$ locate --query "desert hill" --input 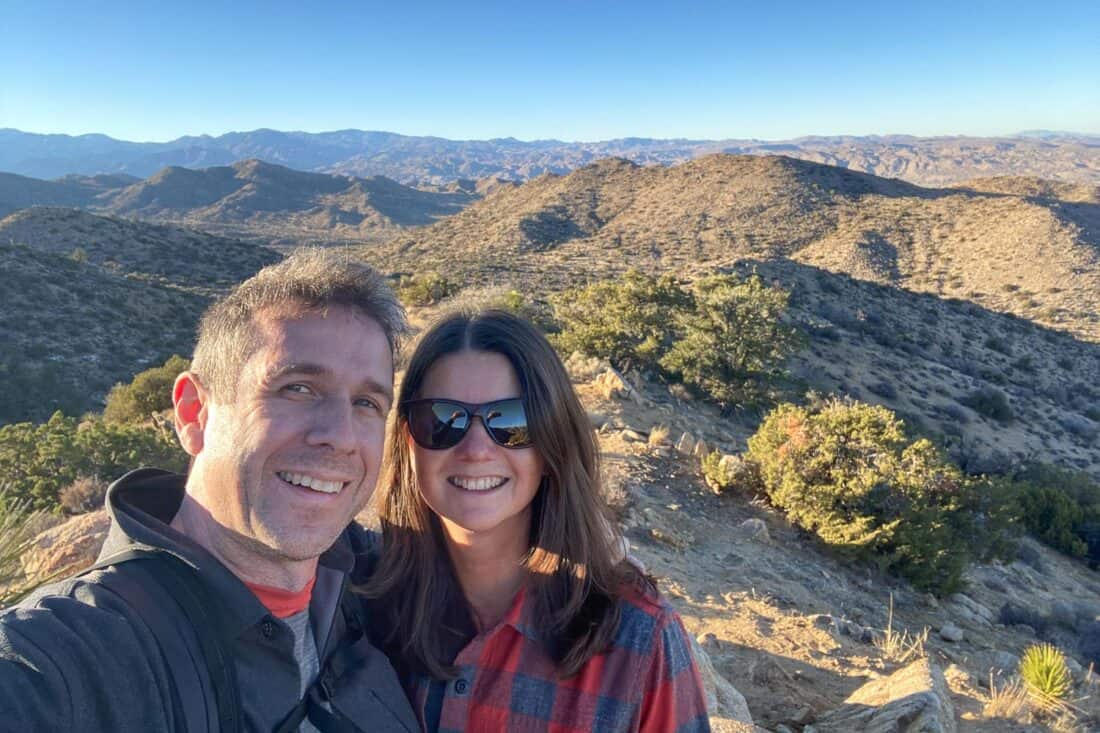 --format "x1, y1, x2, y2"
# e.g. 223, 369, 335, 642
0, 171, 119, 218
953, 176, 1100, 204
3, 127, 1099, 187
0, 161, 477, 243
102, 159, 476, 239
0, 208, 279, 422
373, 154, 1100, 343
0, 207, 279, 293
